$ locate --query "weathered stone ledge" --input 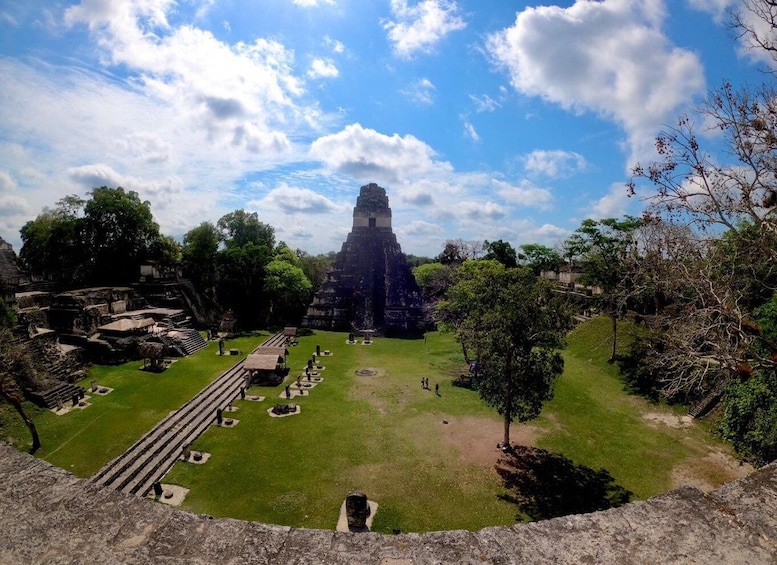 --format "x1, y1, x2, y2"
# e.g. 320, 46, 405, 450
0, 444, 775, 564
